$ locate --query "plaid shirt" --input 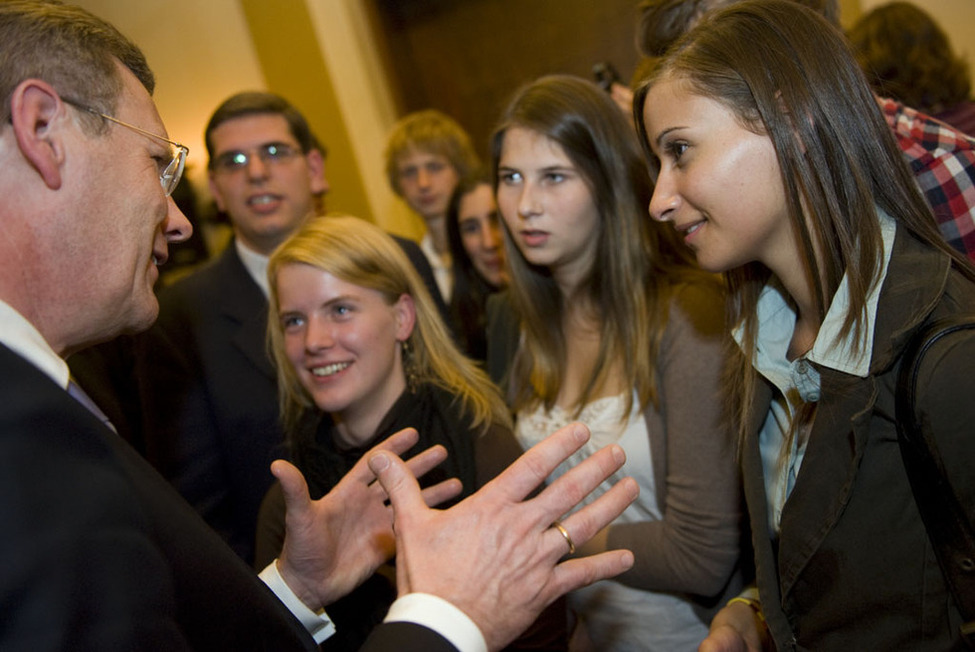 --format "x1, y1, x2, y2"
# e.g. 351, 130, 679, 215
880, 97, 975, 262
